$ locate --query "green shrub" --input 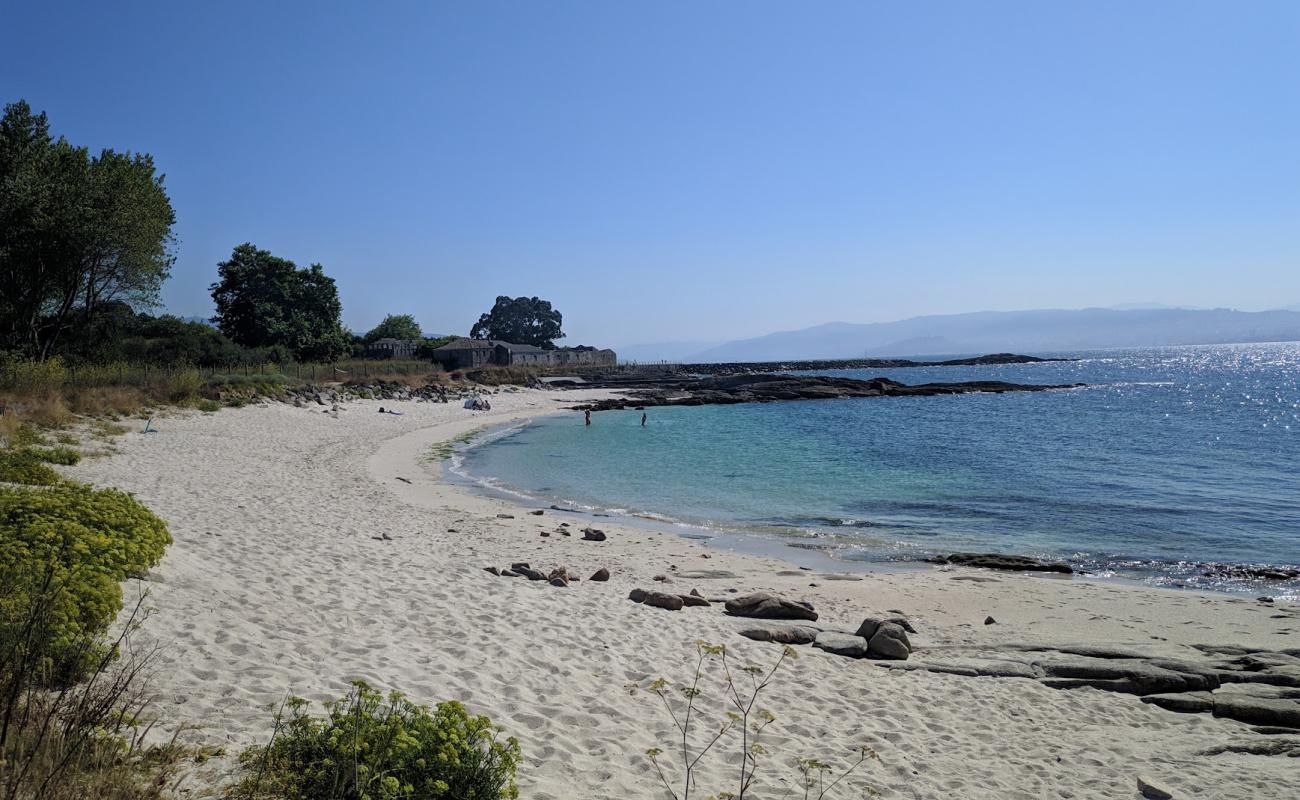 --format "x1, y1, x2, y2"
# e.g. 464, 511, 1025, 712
27, 445, 83, 465
166, 367, 203, 401
0, 355, 69, 392
236, 681, 520, 800
0, 484, 171, 683
0, 449, 63, 485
